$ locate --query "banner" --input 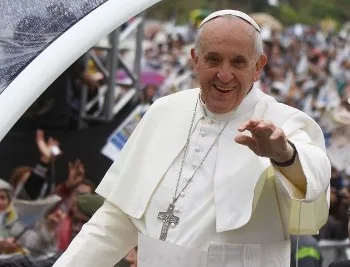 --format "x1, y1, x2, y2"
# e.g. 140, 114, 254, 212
13, 194, 61, 227
101, 104, 150, 161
